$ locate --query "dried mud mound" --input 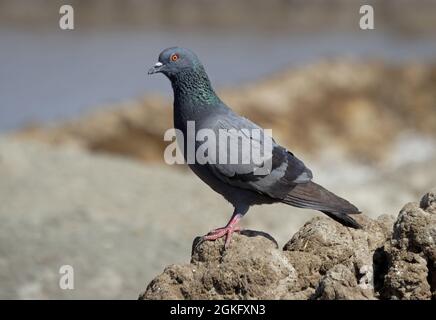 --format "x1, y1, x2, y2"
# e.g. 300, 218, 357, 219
140, 190, 436, 300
